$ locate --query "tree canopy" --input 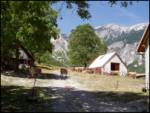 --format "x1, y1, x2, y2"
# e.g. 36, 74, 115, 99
1, 1, 58, 60
1, 1, 135, 67
1, 1, 92, 61
53, 1, 135, 20
68, 24, 107, 67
